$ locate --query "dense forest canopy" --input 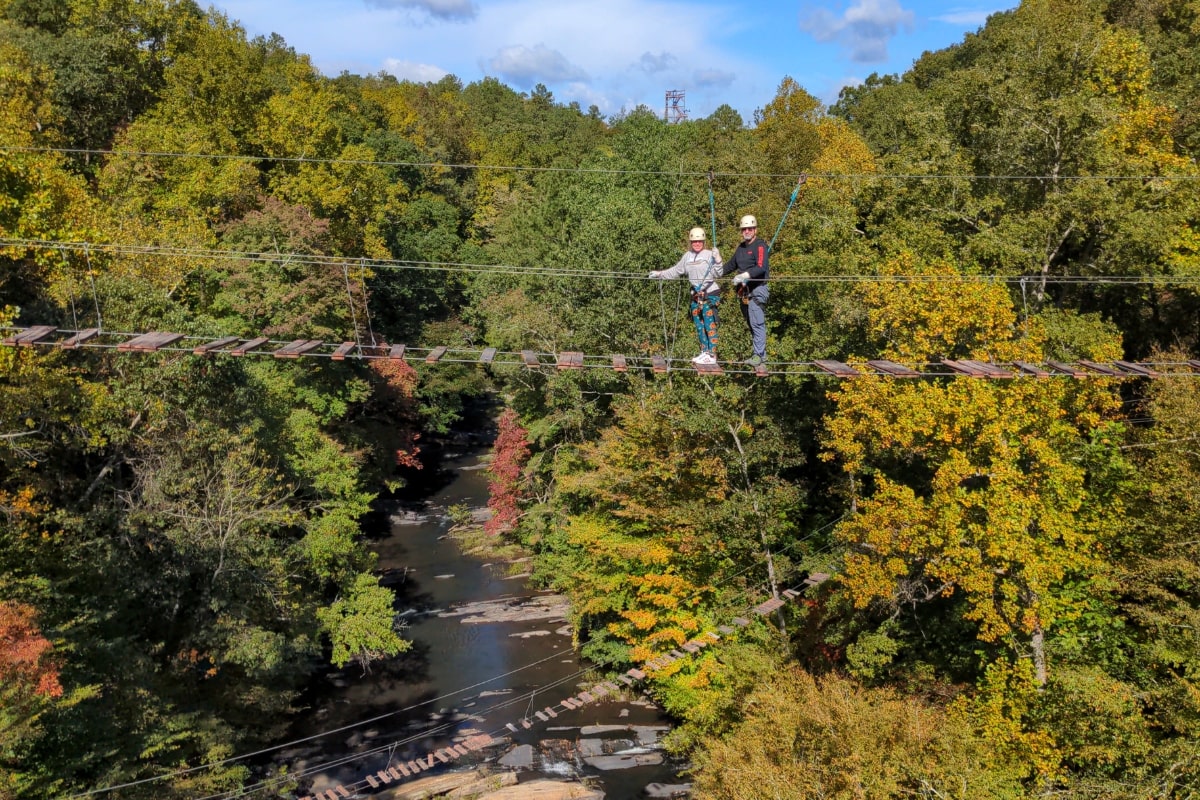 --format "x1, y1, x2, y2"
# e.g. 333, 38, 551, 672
2, 0, 1200, 797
